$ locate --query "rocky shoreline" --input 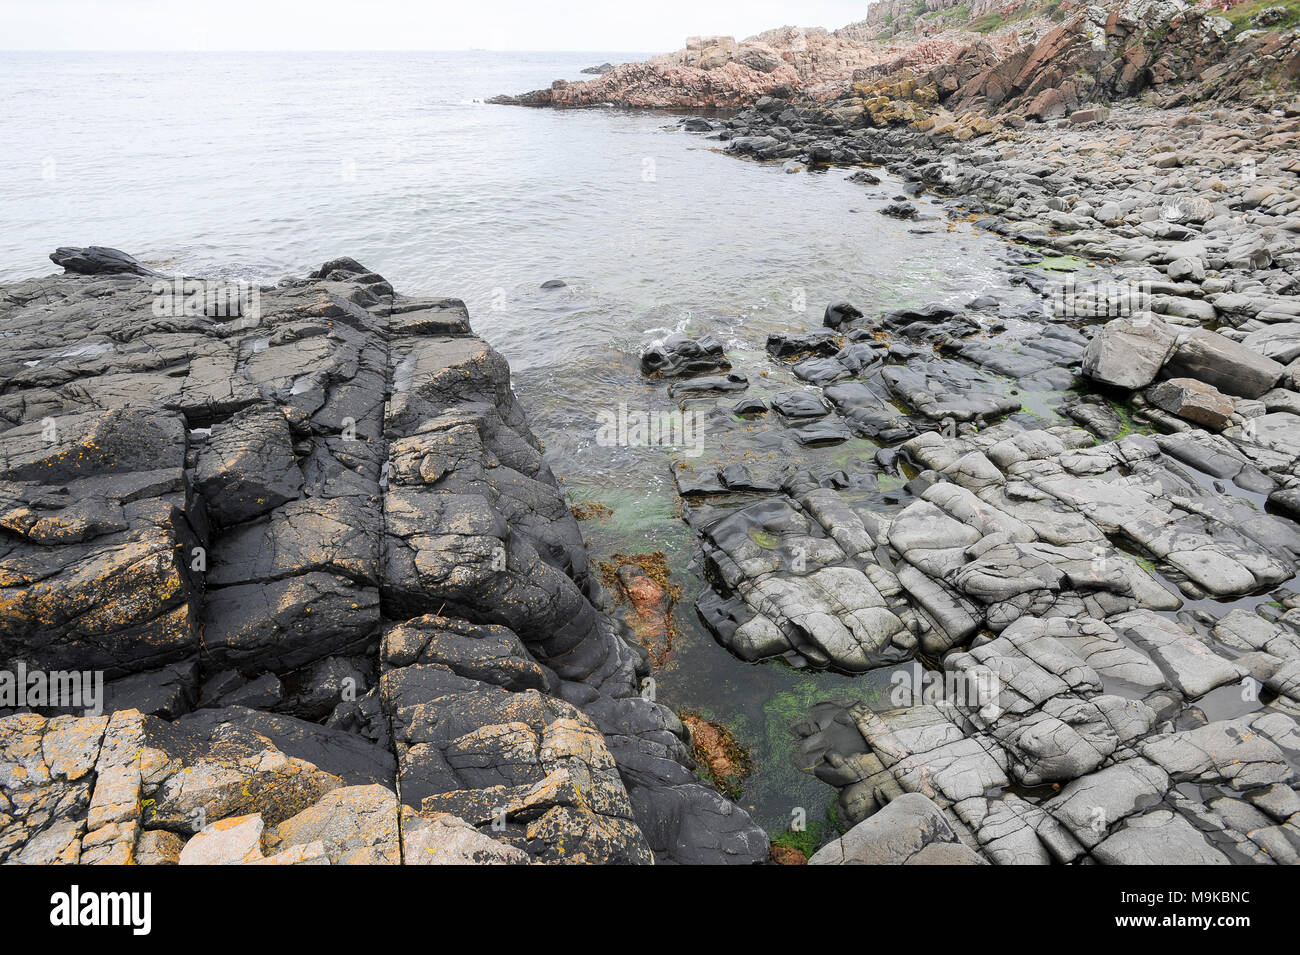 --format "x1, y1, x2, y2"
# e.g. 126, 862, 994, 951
488, 2, 1300, 864
0, 251, 766, 864
6, 0, 1300, 867
691, 70, 1300, 866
